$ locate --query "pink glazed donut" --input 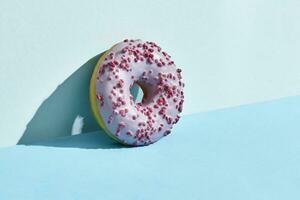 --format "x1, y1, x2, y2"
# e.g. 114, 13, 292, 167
90, 39, 184, 146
